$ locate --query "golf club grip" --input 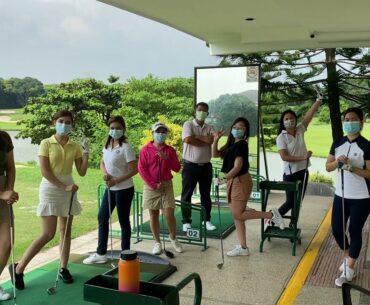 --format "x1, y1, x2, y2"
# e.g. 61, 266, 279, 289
68, 191, 75, 215
8, 204, 15, 228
